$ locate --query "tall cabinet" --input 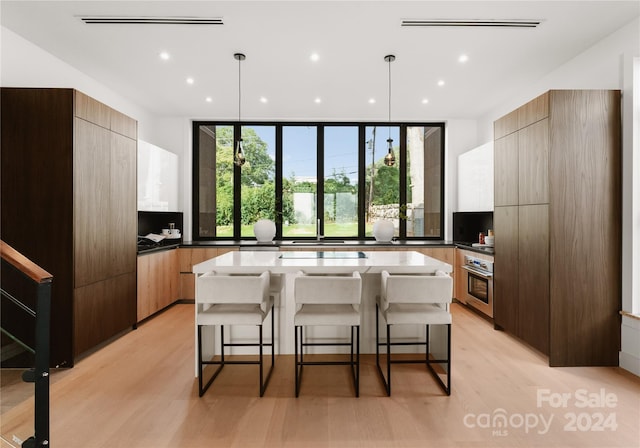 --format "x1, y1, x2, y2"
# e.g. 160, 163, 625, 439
1, 88, 137, 367
493, 90, 621, 366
